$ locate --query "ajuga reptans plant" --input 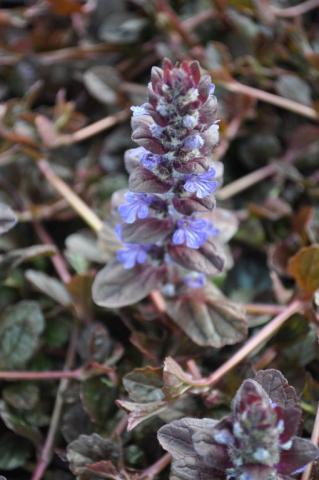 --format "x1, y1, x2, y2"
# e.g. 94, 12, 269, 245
158, 369, 319, 480
92, 59, 247, 347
